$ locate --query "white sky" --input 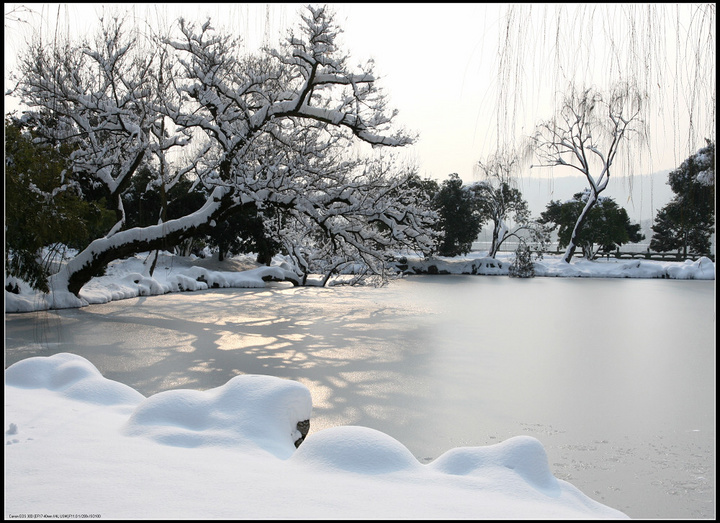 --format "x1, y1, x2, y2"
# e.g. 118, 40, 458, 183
4, 3, 715, 185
